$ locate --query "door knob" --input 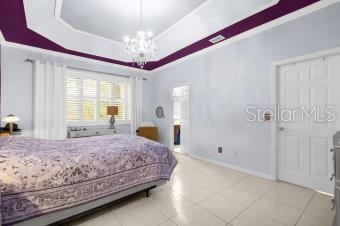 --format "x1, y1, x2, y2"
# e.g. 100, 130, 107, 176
278, 127, 285, 131
330, 173, 335, 181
